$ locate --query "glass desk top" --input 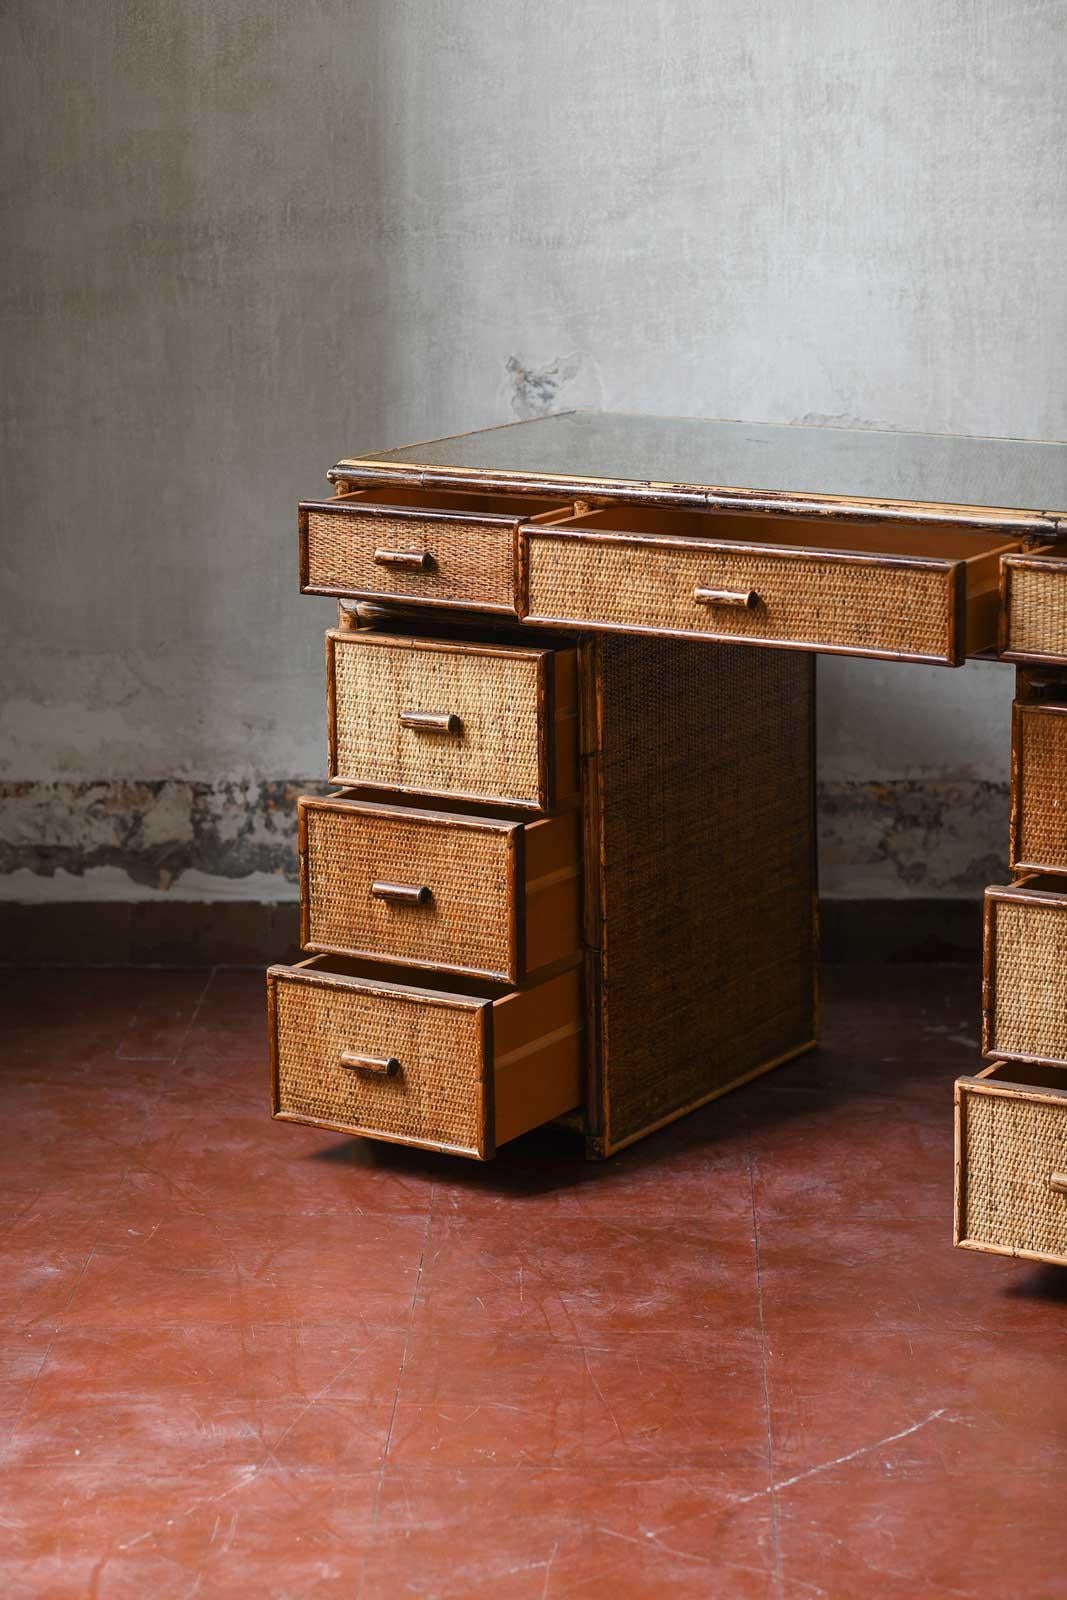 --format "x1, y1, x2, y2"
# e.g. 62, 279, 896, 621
339, 410, 1067, 526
